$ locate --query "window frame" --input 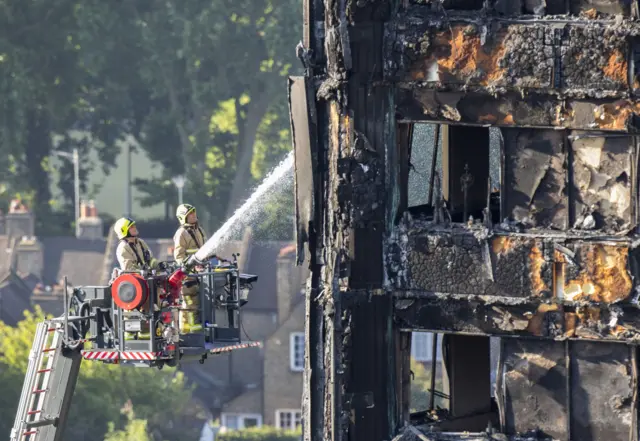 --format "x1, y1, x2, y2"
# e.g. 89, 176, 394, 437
220, 413, 263, 430
290, 332, 305, 372
275, 409, 302, 431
